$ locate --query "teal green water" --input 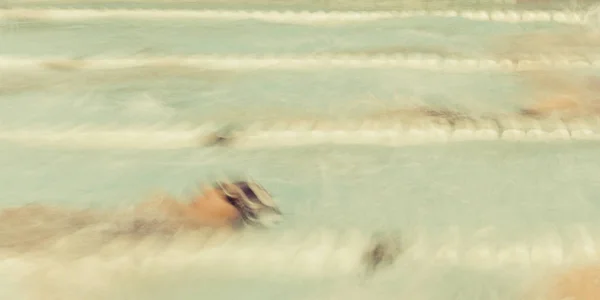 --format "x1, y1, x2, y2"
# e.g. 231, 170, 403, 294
1, 5, 600, 300
1, 142, 600, 229
0, 18, 567, 56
